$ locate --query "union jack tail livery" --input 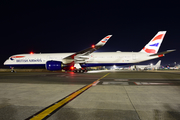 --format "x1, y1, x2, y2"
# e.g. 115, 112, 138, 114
140, 31, 166, 54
